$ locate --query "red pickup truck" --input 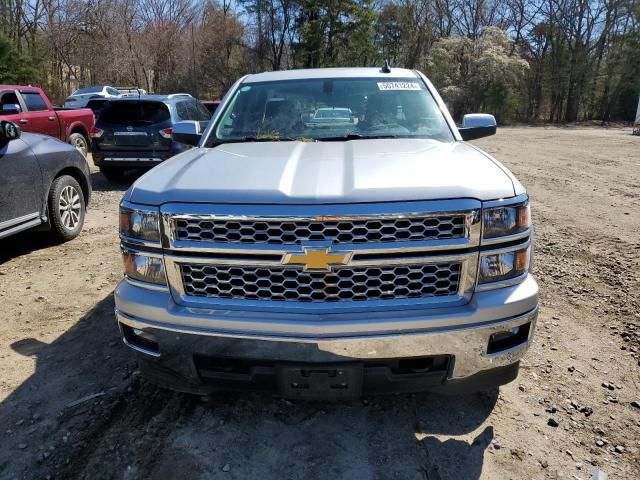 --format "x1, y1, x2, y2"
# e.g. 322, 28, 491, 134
0, 86, 94, 157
